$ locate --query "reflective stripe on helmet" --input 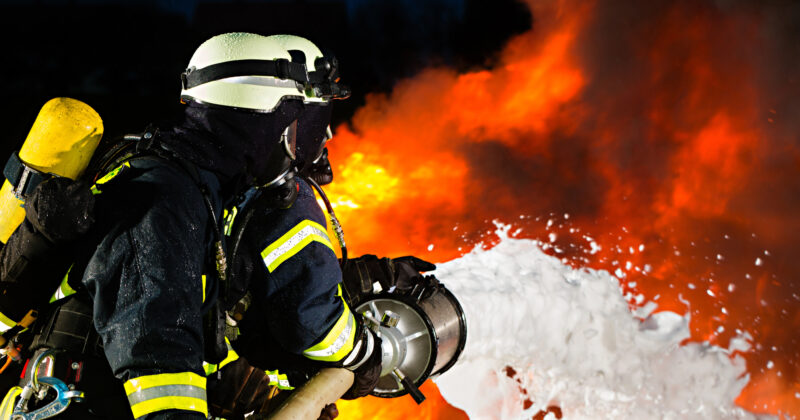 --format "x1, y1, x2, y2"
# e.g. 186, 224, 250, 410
124, 372, 207, 419
260, 220, 333, 272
